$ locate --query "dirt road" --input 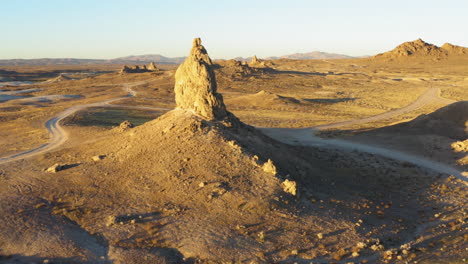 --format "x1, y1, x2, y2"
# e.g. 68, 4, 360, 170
0, 80, 151, 165
314, 85, 456, 130
262, 84, 466, 181
261, 127, 466, 181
